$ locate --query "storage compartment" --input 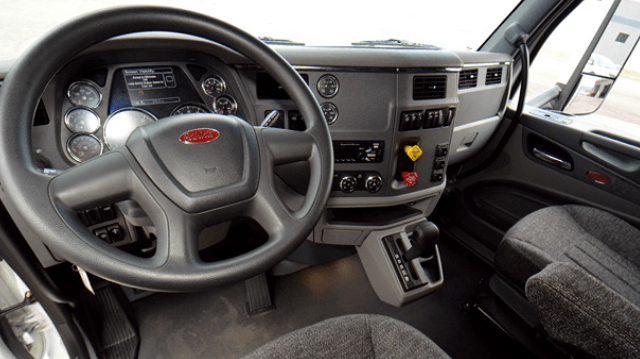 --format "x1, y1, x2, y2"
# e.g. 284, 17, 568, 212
326, 205, 421, 226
